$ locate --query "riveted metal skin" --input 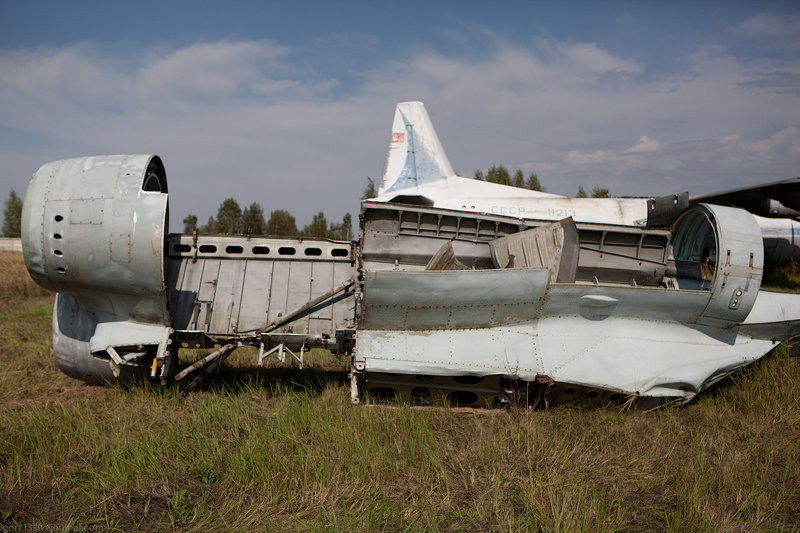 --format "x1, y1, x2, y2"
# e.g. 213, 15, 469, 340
23, 155, 171, 383
20, 153, 800, 406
